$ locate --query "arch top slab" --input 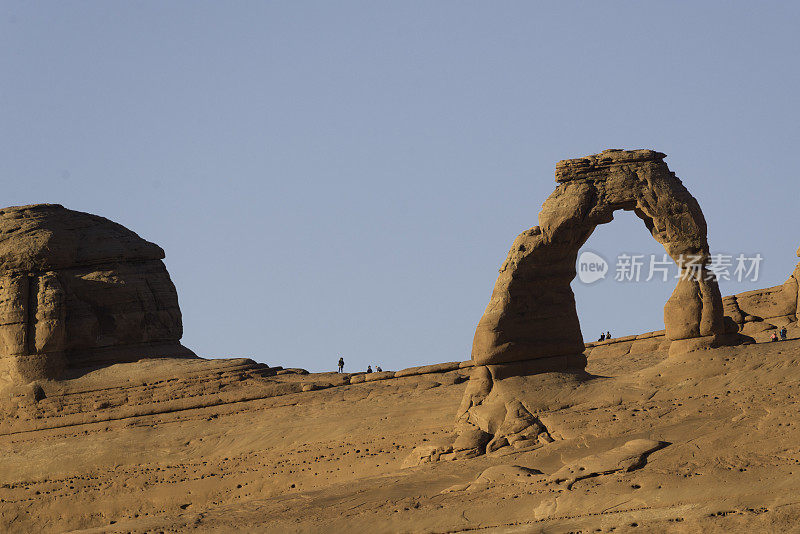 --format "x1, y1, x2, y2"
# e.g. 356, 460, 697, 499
471, 149, 727, 367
